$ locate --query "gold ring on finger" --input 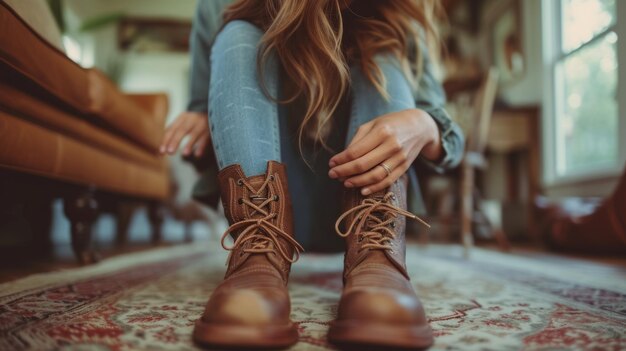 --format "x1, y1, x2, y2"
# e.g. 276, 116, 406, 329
380, 162, 392, 176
